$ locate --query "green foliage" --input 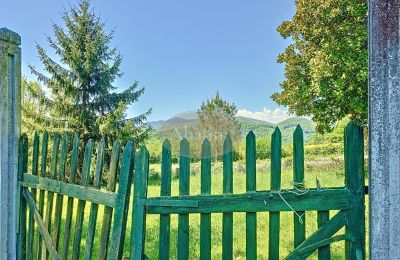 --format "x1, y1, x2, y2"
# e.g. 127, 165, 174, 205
28, 0, 150, 144
21, 77, 70, 134
239, 121, 275, 139
305, 143, 343, 156
198, 92, 241, 159
272, 0, 368, 133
